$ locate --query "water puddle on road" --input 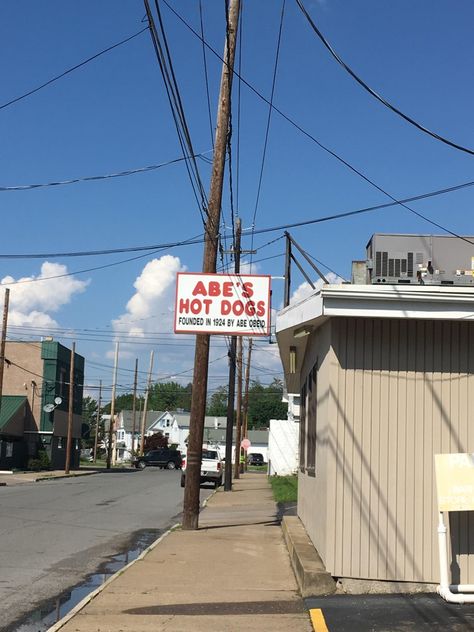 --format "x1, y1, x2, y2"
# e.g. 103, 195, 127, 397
8, 529, 163, 632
